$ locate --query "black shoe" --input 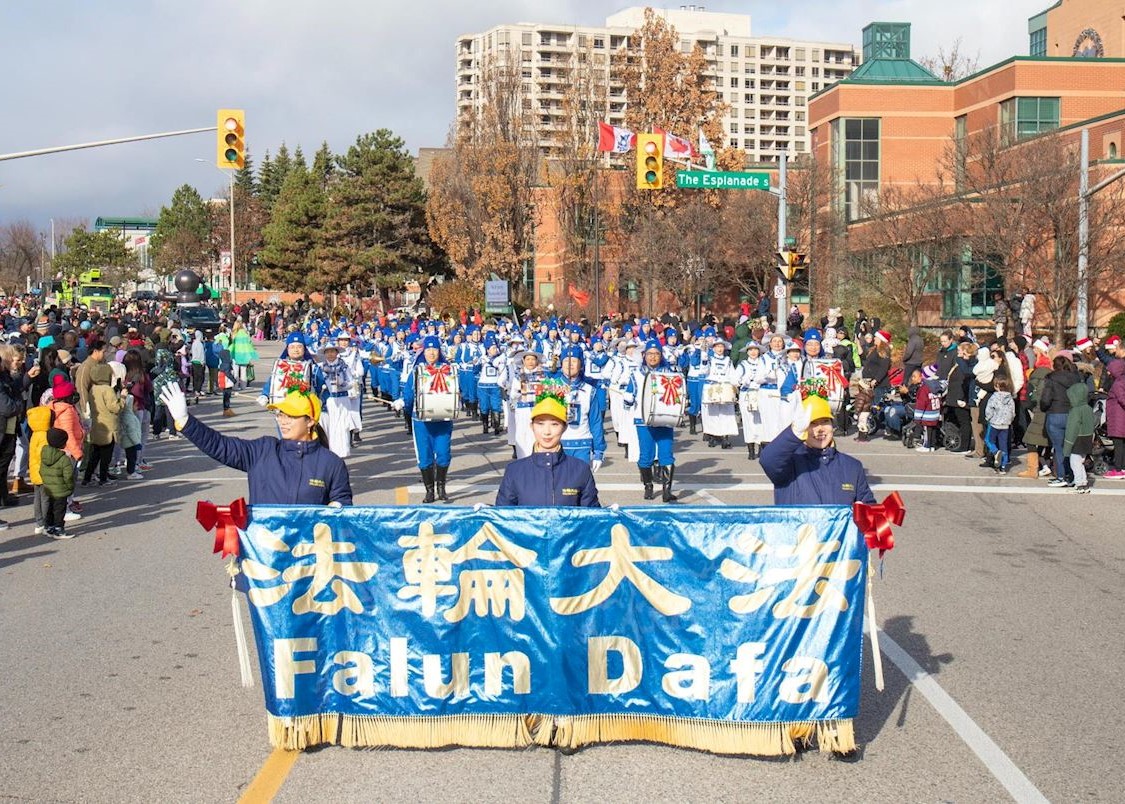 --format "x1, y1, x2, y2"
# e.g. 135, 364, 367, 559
979, 454, 995, 469
661, 465, 677, 502
435, 465, 451, 503
689, 415, 698, 435
747, 445, 754, 459
707, 436, 717, 447
352, 432, 362, 444
640, 467, 655, 500
721, 437, 731, 449
98, 479, 116, 488
481, 413, 489, 434
421, 466, 436, 504
1, 497, 18, 507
